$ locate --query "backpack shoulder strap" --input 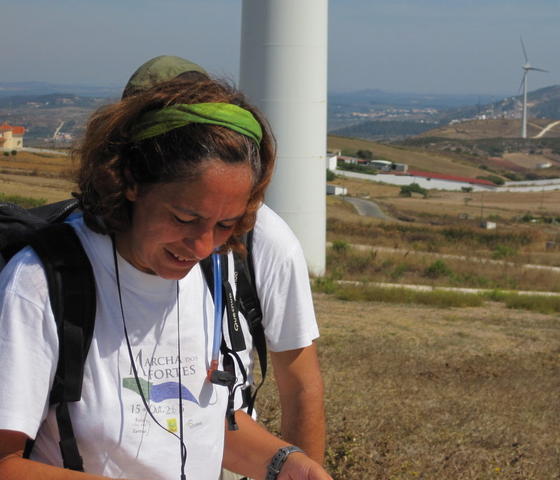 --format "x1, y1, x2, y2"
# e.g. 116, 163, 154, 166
234, 230, 267, 415
199, 231, 267, 416
28, 222, 96, 471
0, 198, 80, 266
